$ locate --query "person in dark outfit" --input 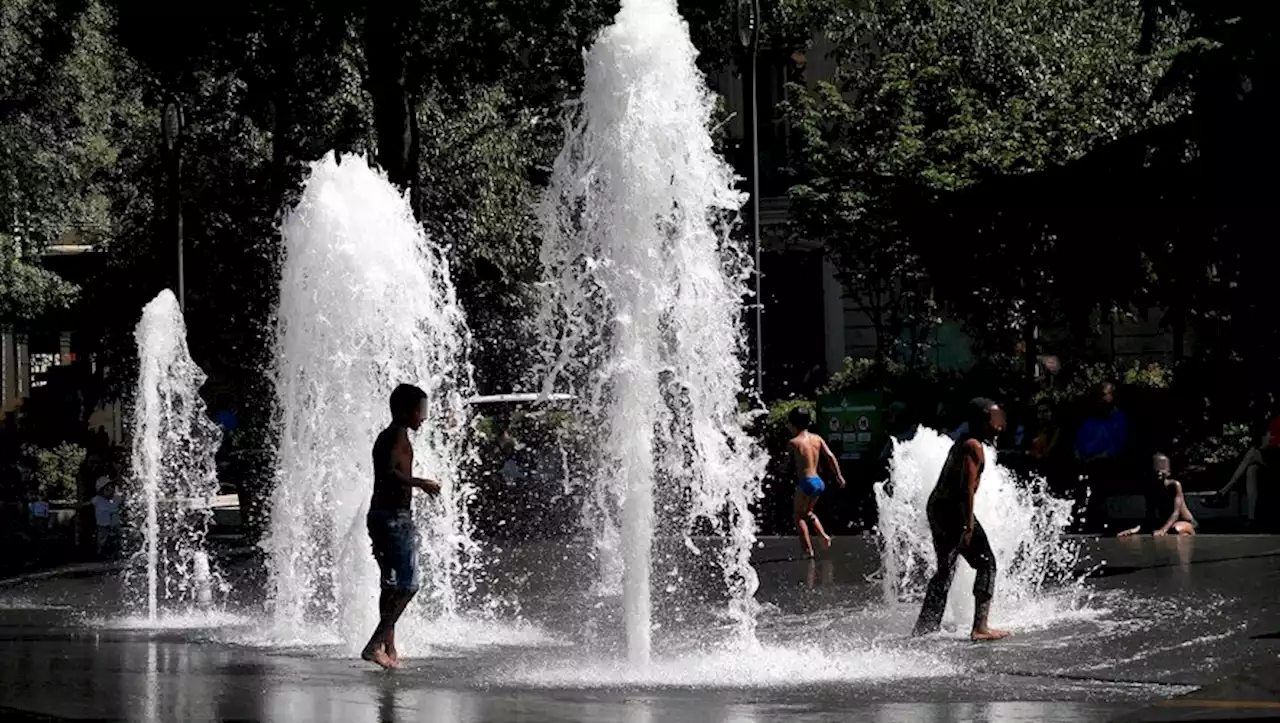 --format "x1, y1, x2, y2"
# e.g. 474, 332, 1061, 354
912, 397, 1010, 641
361, 384, 441, 670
